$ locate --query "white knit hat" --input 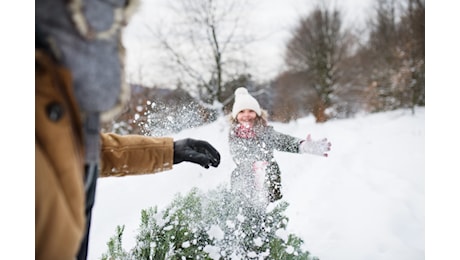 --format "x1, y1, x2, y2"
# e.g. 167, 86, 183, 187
231, 87, 261, 118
